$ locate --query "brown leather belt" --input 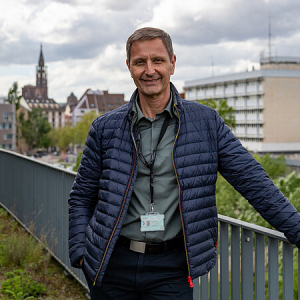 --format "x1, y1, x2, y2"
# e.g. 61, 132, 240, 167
117, 236, 184, 254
